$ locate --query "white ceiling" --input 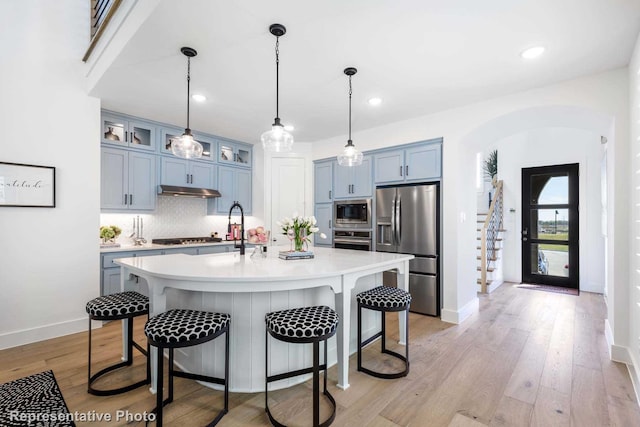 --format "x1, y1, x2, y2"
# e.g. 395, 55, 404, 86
92, 0, 640, 144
